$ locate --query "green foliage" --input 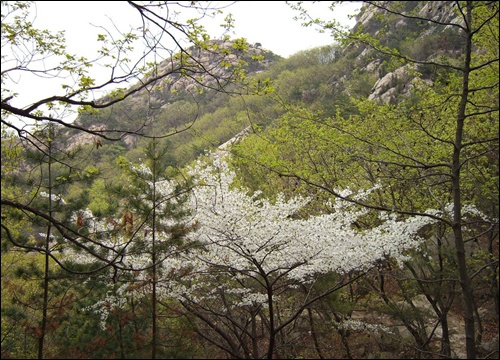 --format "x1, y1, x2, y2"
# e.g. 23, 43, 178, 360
1, 134, 31, 250
86, 178, 117, 216
2, 1, 498, 358
1, 251, 91, 358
